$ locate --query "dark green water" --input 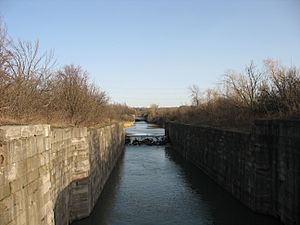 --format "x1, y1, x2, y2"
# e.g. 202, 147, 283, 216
72, 122, 282, 225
